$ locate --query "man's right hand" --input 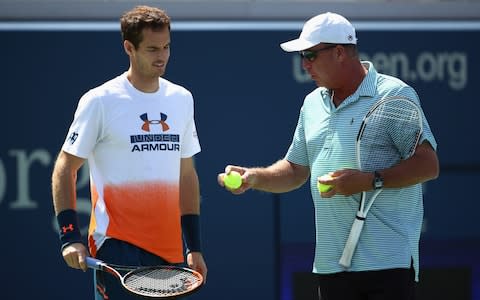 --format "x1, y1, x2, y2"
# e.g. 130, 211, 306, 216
62, 242, 88, 272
